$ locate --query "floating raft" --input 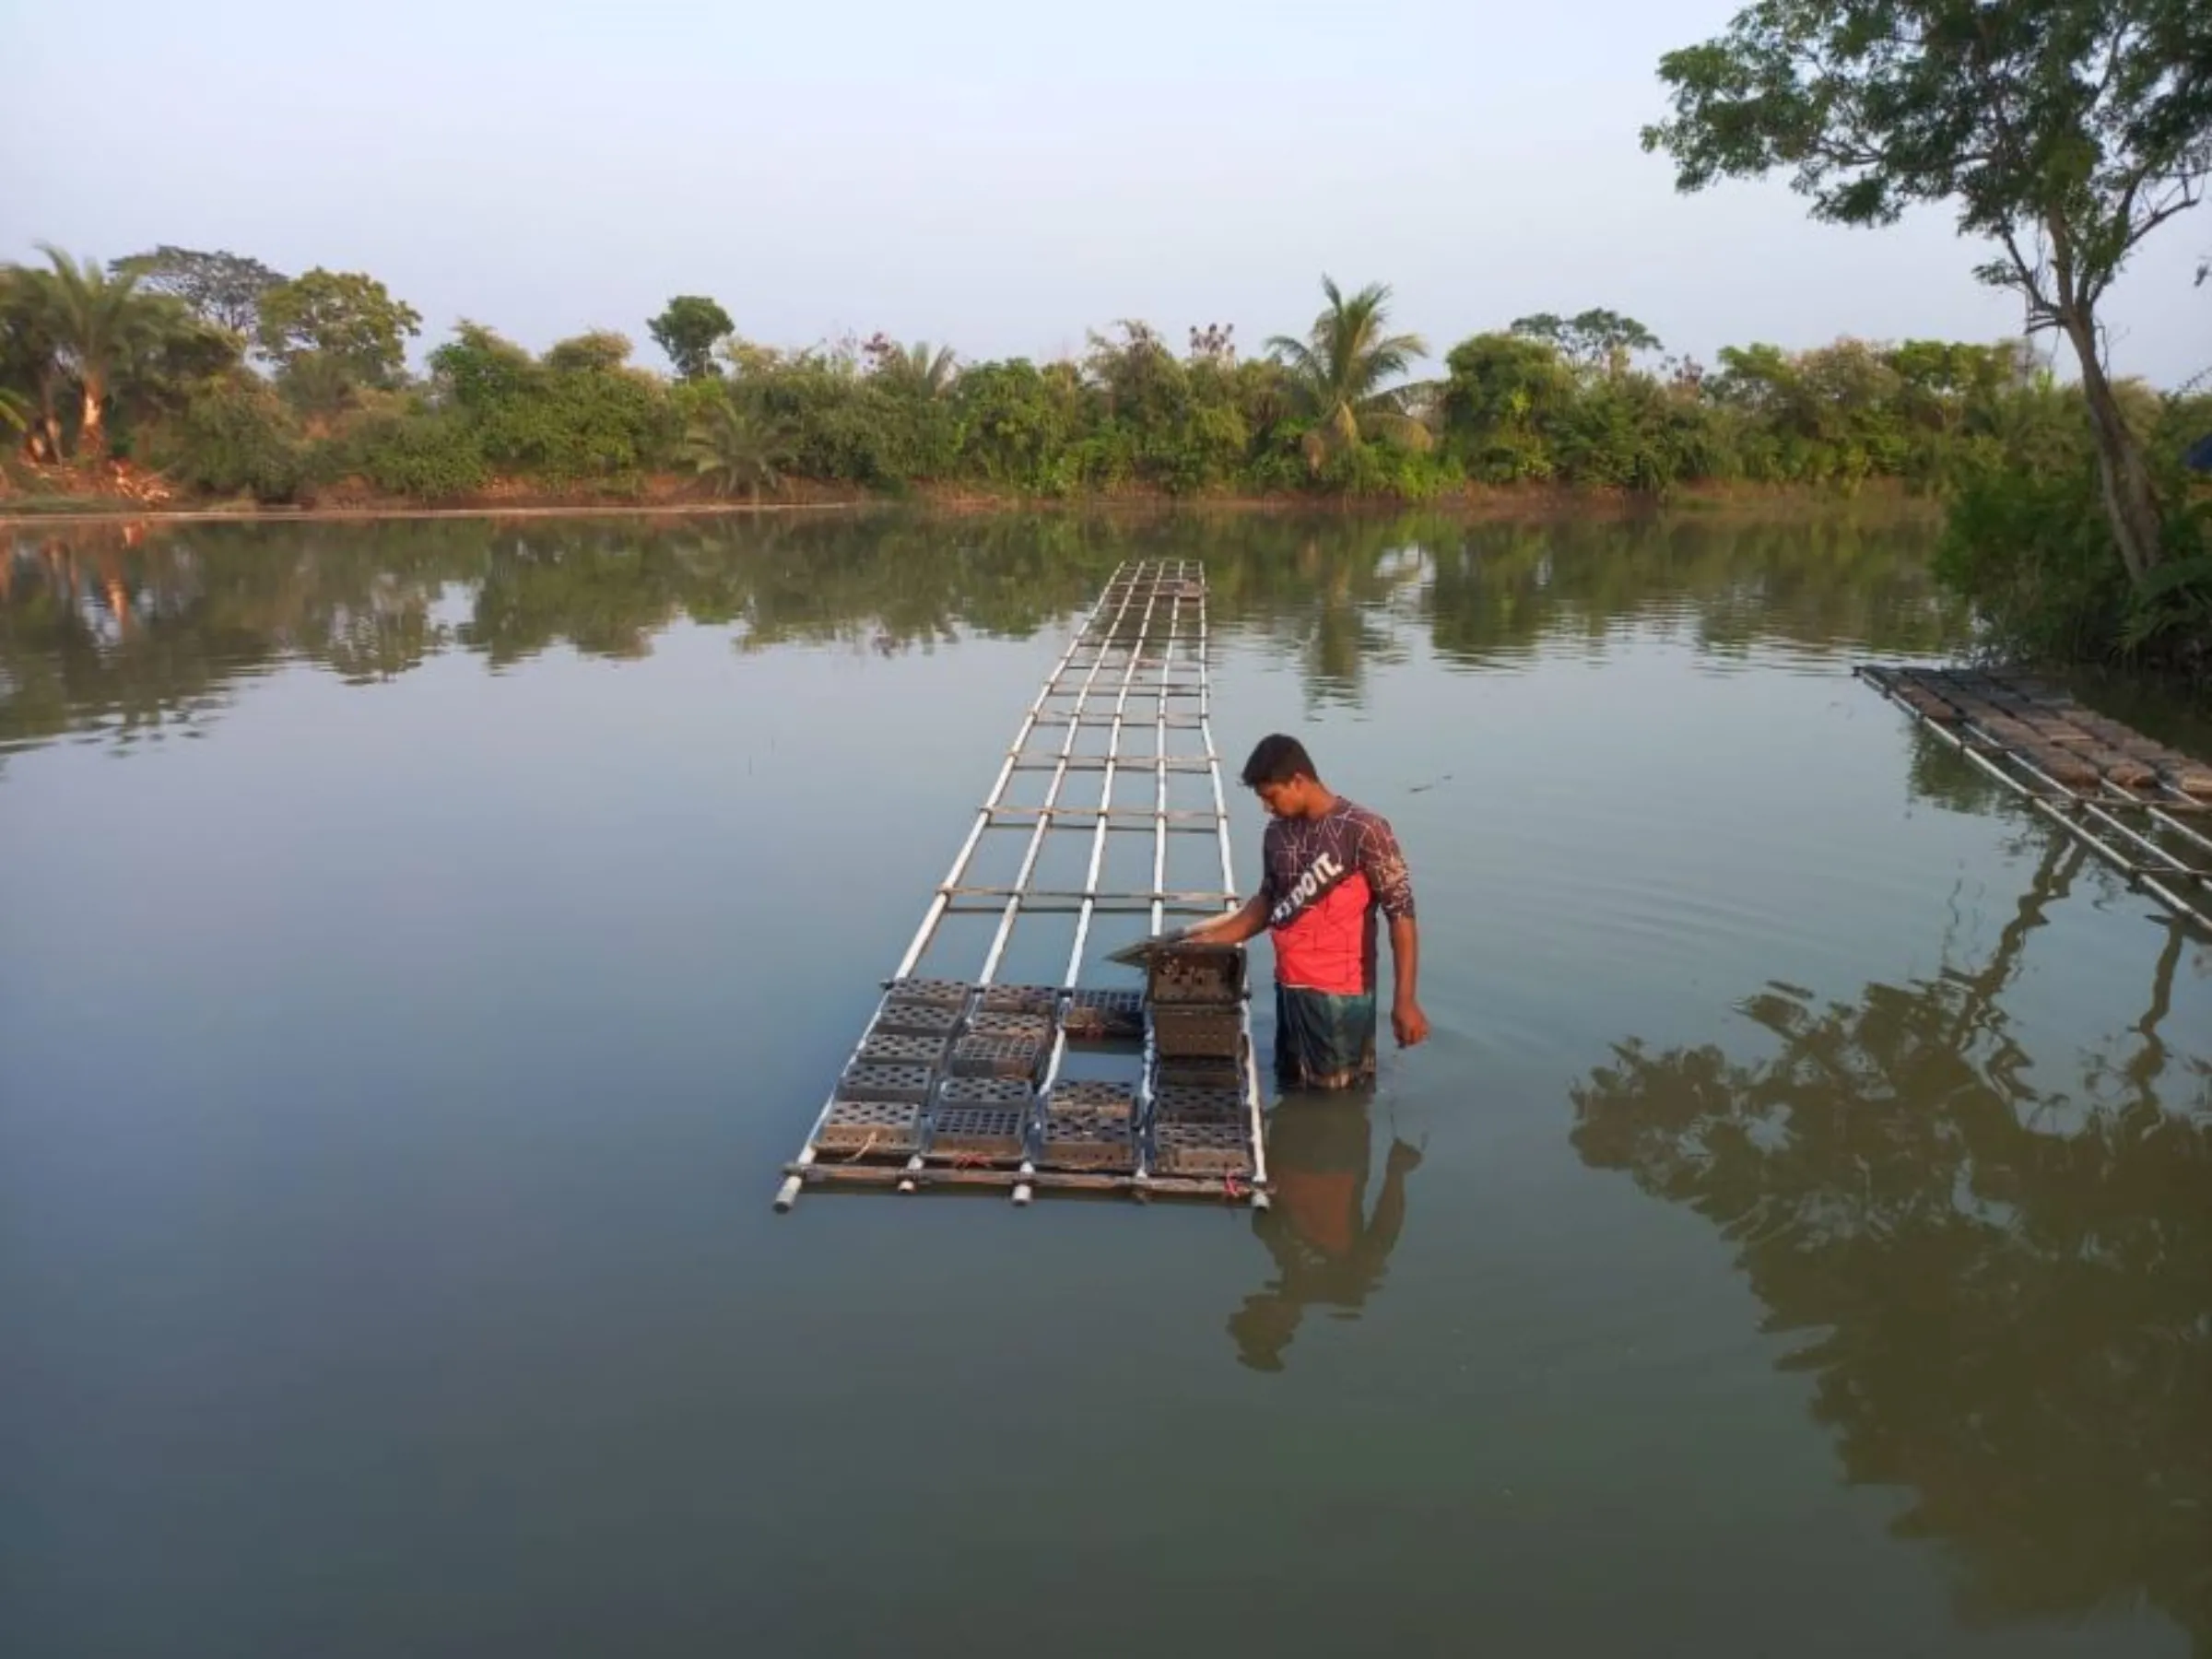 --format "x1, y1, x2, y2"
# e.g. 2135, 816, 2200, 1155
774, 560, 1271, 1210
1858, 665, 2212, 931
